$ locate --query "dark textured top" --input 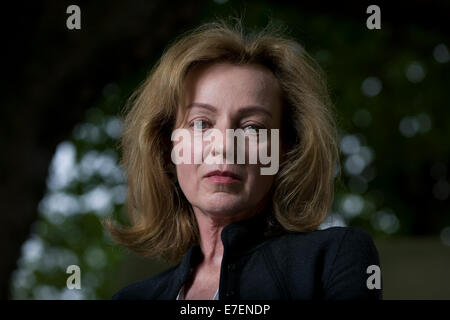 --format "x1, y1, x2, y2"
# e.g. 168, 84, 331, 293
112, 212, 382, 300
